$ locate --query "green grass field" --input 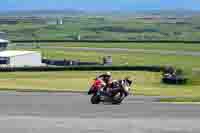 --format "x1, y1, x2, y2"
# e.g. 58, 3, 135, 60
8, 41, 200, 97
3, 46, 200, 97
2, 15, 200, 98
2, 15, 200, 41
24, 42, 200, 52
26, 48, 200, 71
9, 46, 200, 75
11, 42, 200, 70
0, 71, 199, 97
11, 46, 200, 82
159, 97, 200, 103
